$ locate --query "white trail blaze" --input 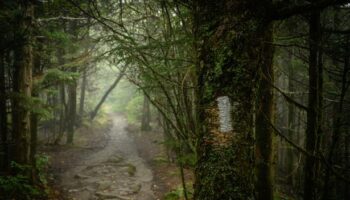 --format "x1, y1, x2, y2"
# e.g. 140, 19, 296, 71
216, 96, 233, 133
